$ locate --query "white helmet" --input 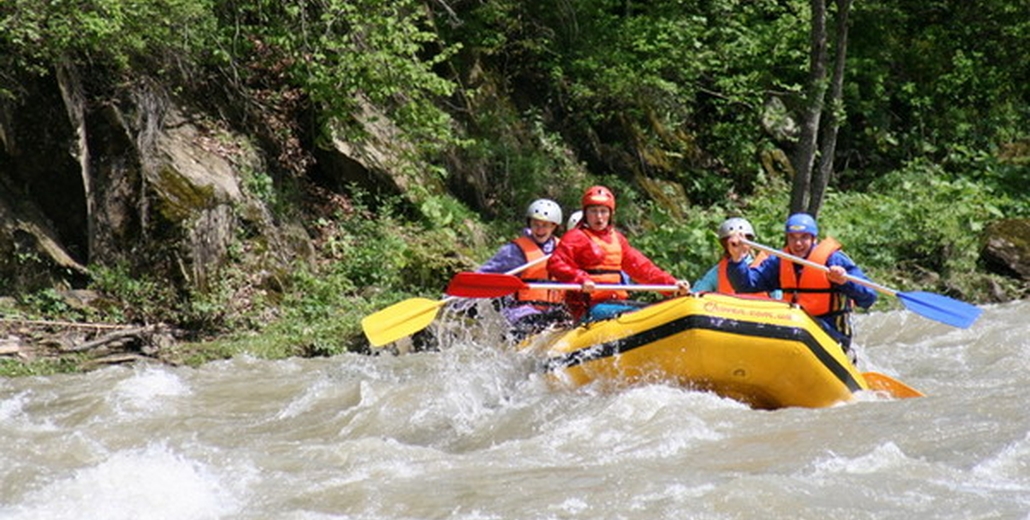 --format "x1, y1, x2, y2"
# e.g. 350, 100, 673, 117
717, 217, 756, 239
526, 199, 563, 226
566, 210, 583, 230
